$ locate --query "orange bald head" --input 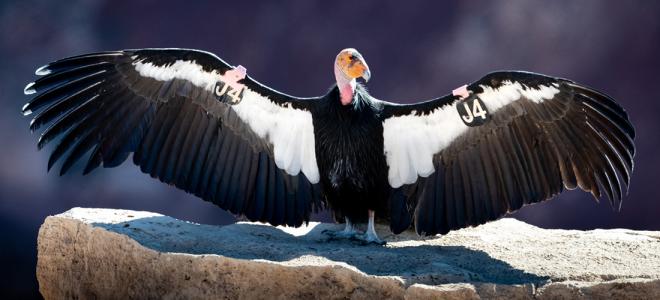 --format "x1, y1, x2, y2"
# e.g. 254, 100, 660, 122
335, 48, 371, 82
